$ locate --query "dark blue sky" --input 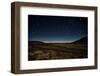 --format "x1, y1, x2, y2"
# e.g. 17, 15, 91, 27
28, 15, 88, 43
